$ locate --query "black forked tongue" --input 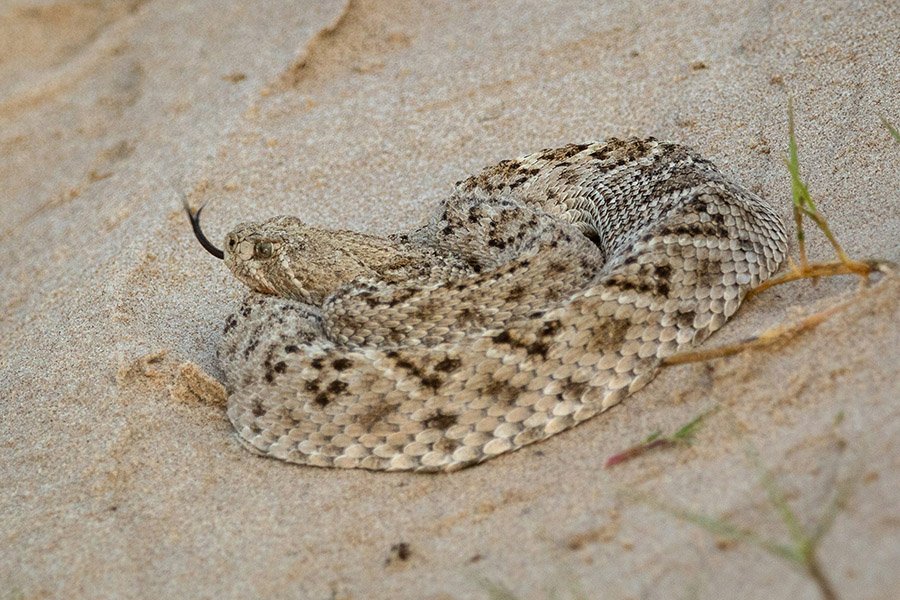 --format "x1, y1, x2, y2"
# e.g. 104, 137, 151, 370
185, 202, 224, 260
